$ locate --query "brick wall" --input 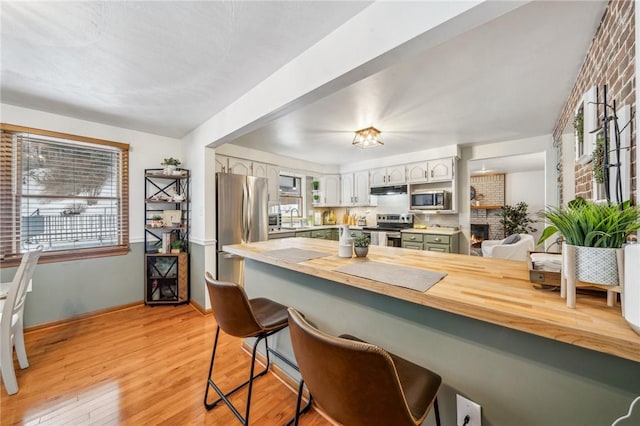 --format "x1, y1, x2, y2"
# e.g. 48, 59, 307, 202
552, 0, 635, 203
470, 174, 505, 239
